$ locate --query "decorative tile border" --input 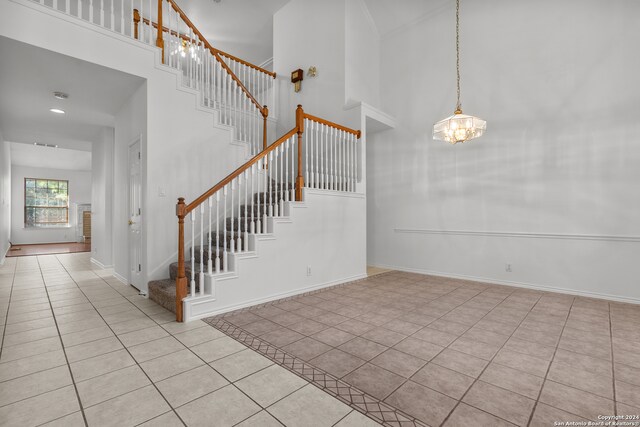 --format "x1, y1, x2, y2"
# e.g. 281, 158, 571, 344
204, 315, 429, 427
